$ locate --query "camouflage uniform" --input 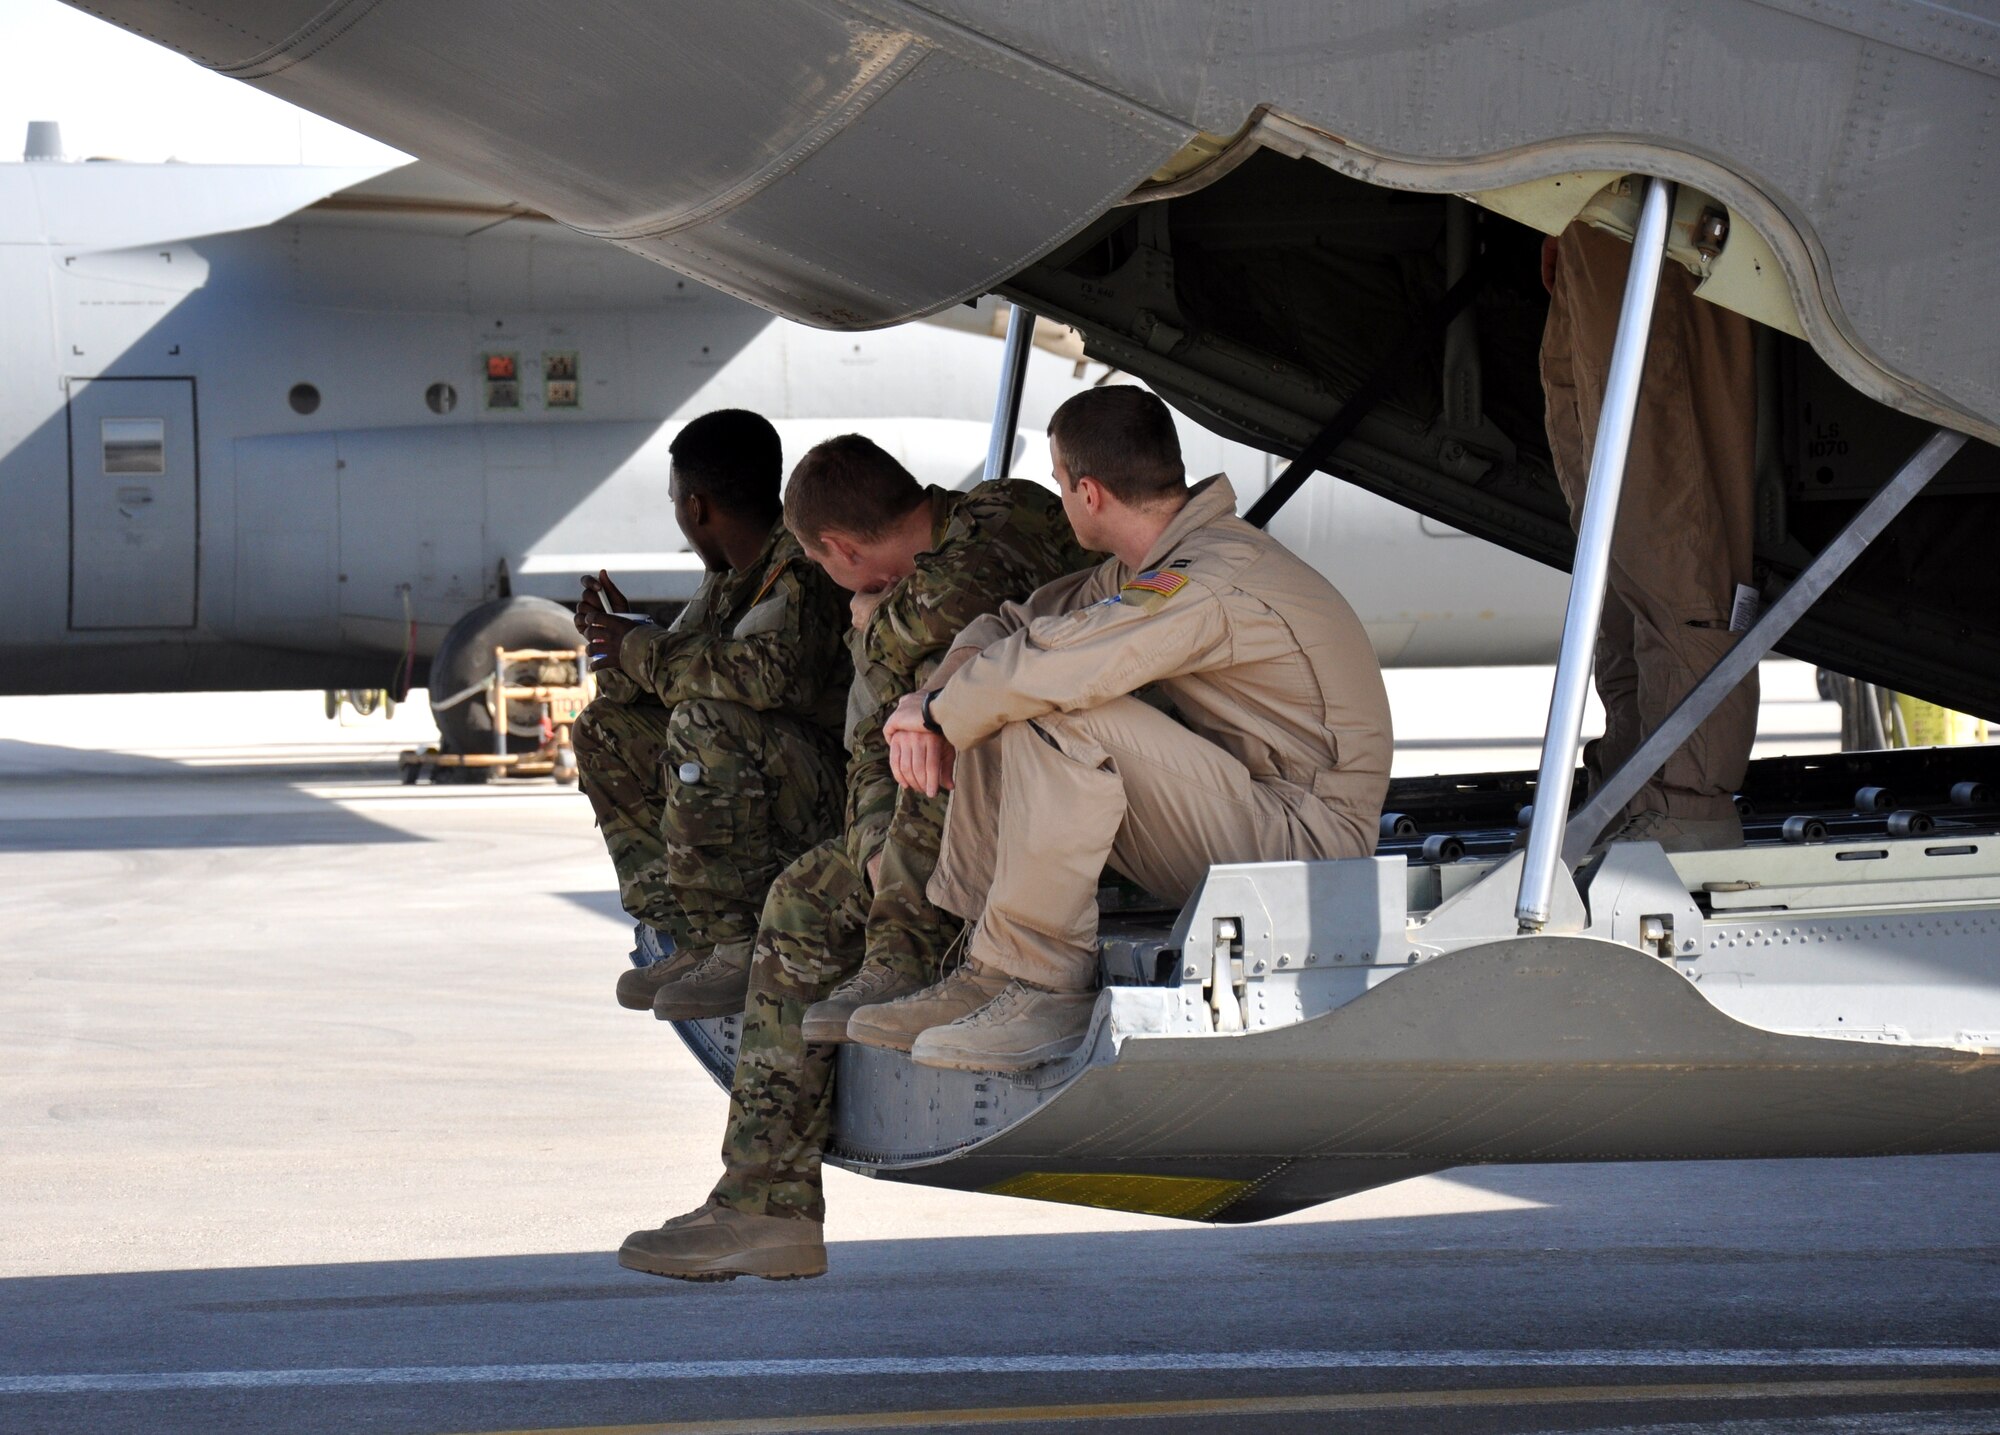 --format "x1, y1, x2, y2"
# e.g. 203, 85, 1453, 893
573, 520, 850, 949
713, 480, 1088, 1222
